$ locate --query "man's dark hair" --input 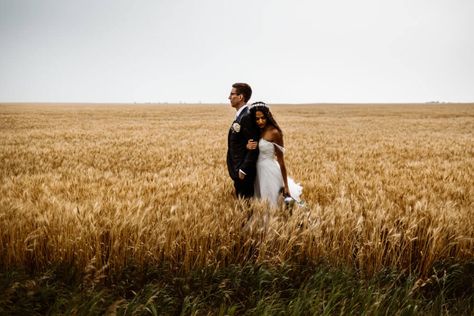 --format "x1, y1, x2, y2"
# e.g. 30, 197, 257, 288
232, 83, 252, 103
